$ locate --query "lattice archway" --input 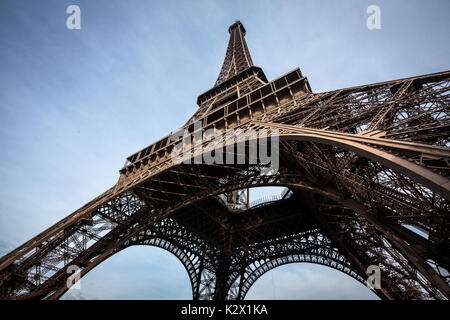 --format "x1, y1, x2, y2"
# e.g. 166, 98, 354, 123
56, 239, 198, 300
236, 254, 369, 300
